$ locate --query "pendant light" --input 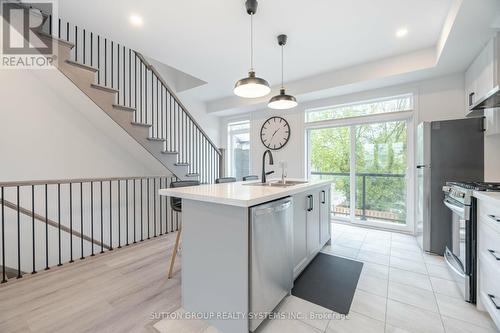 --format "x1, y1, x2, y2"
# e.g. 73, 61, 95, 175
234, 0, 271, 98
268, 34, 298, 110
